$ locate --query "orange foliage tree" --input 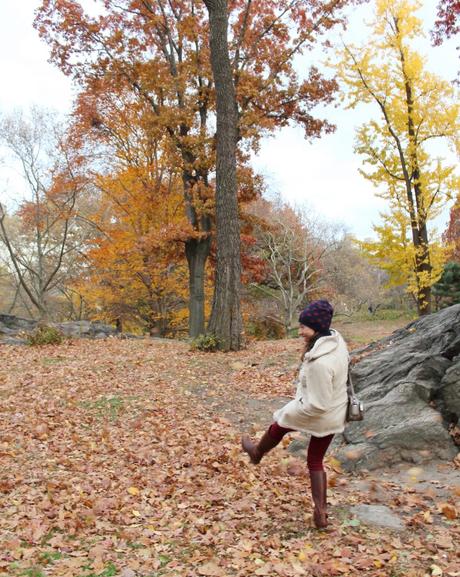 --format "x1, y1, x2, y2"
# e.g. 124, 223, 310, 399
76, 166, 193, 335
35, 0, 350, 337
